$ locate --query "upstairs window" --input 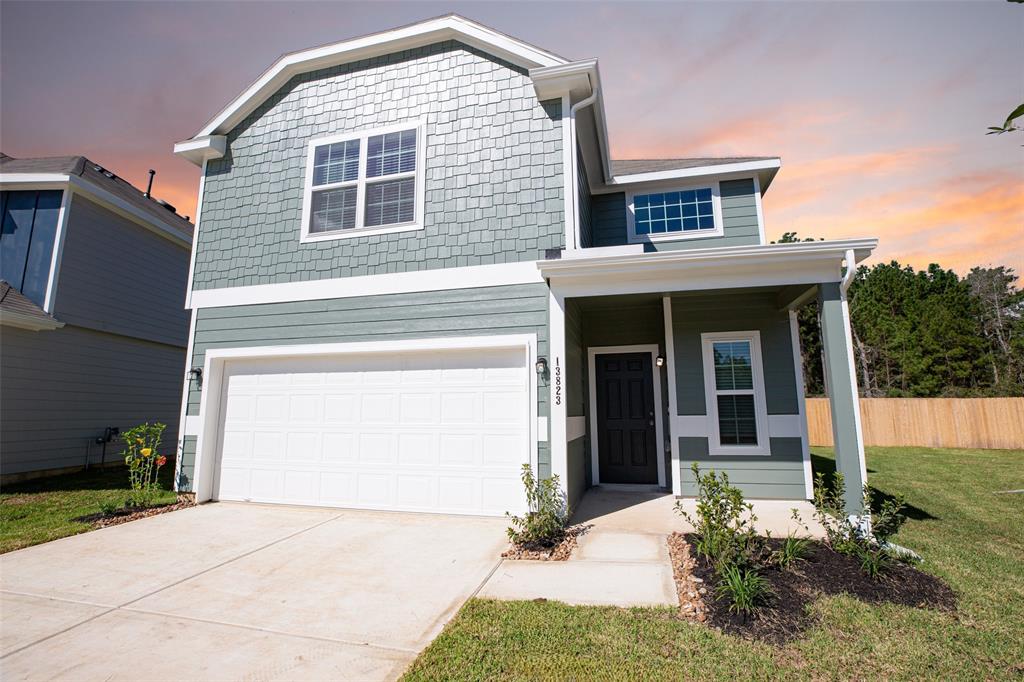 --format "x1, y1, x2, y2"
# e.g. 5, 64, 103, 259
0, 190, 63, 308
700, 331, 770, 455
301, 122, 424, 242
626, 182, 723, 243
